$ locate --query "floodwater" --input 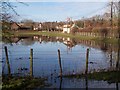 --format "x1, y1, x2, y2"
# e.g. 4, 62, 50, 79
1, 35, 120, 89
